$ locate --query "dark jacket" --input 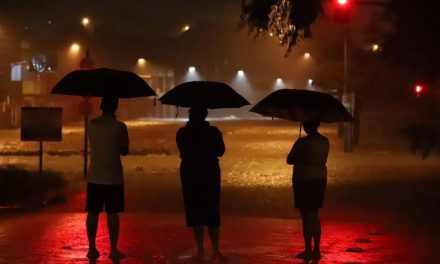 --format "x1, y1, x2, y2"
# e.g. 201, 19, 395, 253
287, 132, 329, 180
